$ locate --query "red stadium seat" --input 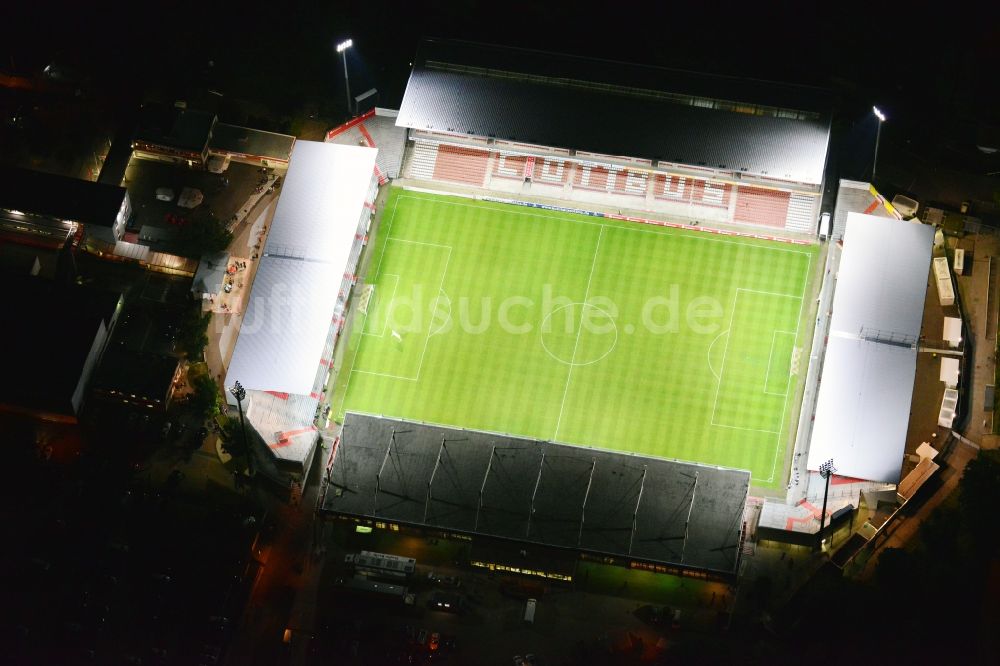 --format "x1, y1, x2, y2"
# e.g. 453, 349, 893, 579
432, 145, 490, 186
733, 186, 790, 228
